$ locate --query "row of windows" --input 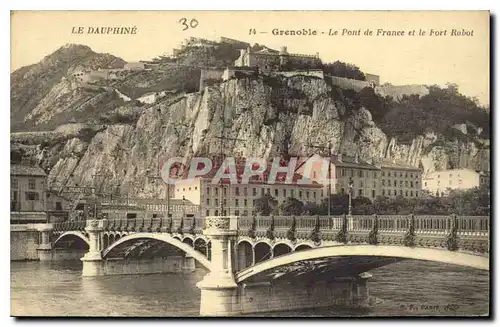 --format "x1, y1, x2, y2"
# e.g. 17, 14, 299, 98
382, 180, 420, 188
382, 189, 419, 197
15, 191, 40, 201
206, 198, 257, 207
11, 178, 38, 190
202, 186, 320, 199
339, 180, 377, 188
339, 169, 379, 178
382, 171, 420, 178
